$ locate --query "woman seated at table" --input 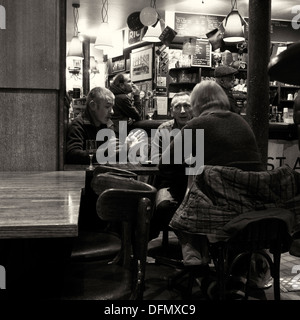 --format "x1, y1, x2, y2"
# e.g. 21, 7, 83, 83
159, 80, 266, 297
